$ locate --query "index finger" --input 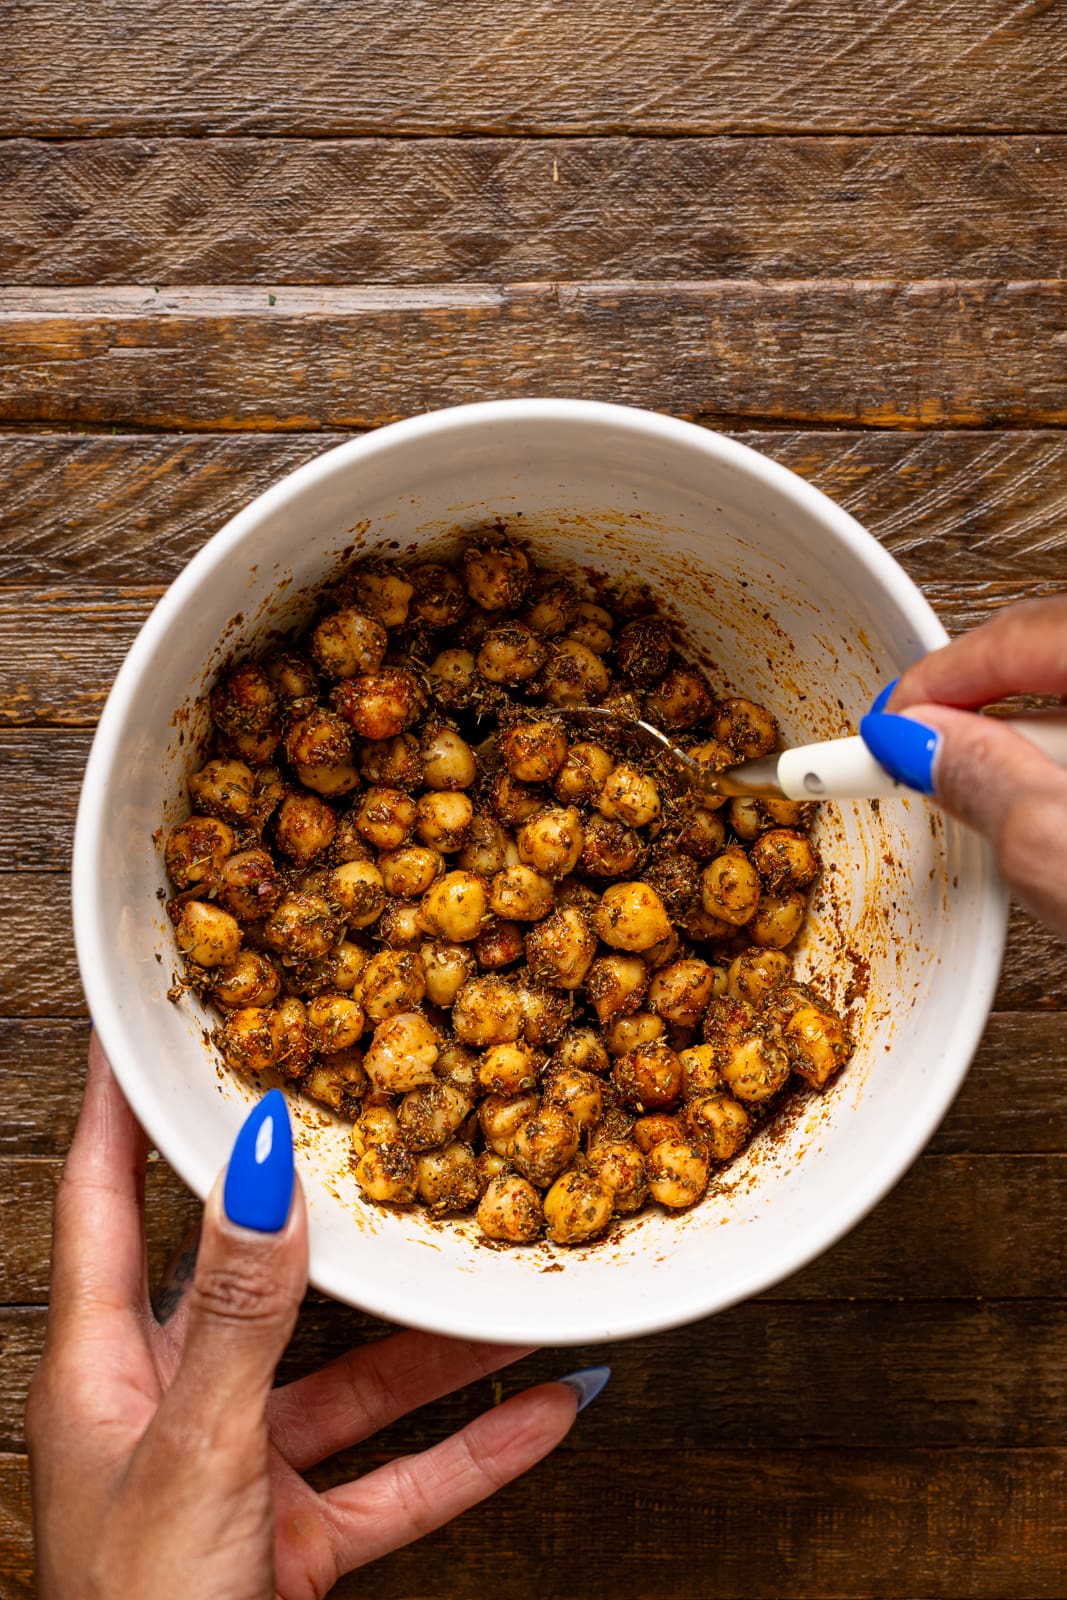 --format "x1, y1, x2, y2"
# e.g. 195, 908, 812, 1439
891, 596, 1067, 712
